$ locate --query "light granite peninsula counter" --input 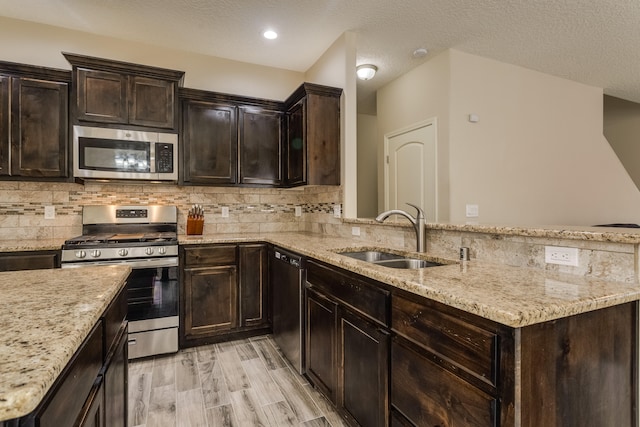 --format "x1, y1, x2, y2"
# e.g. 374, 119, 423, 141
0, 265, 130, 423
179, 231, 640, 328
